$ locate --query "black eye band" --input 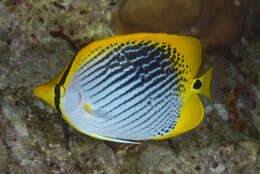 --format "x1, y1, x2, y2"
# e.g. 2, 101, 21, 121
54, 84, 61, 113
54, 57, 76, 114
